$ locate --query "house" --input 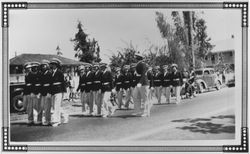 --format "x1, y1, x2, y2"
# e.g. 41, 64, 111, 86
204, 37, 235, 71
9, 53, 87, 83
